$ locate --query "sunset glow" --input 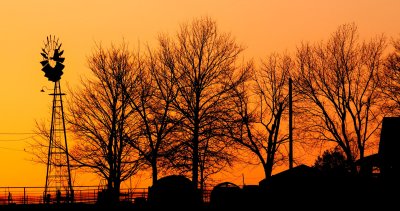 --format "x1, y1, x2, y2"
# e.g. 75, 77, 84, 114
0, 0, 399, 189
